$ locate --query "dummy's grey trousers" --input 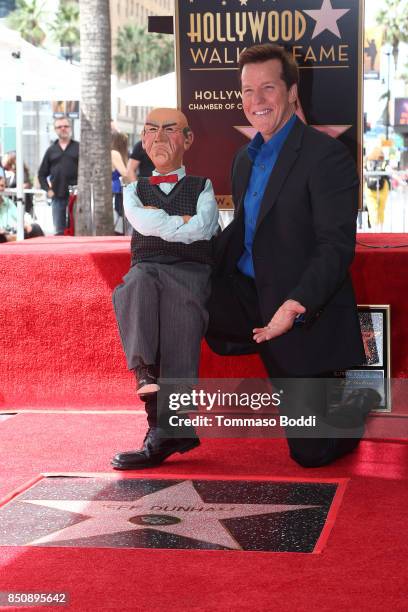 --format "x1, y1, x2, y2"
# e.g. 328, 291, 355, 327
113, 261, 212, 381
